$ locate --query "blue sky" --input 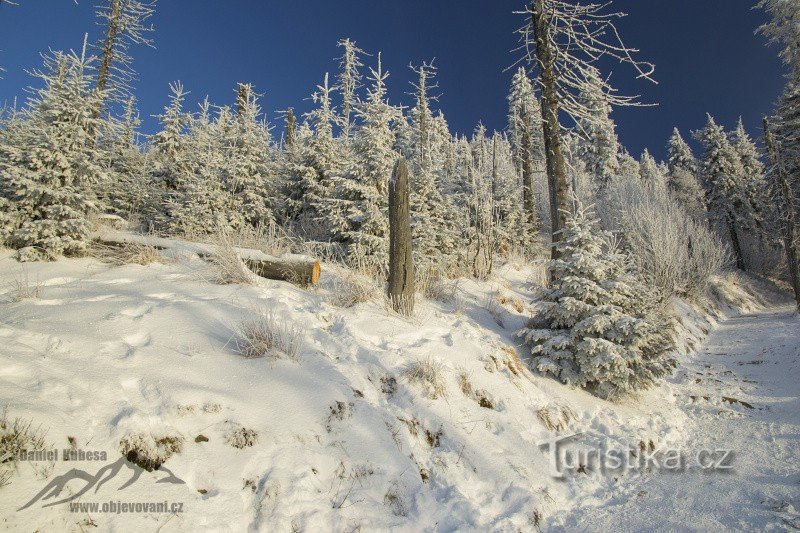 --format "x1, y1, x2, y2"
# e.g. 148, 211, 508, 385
0, 1, 785, 160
